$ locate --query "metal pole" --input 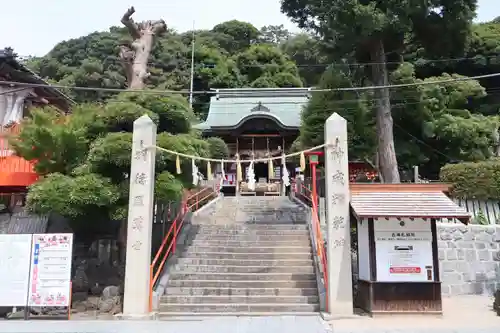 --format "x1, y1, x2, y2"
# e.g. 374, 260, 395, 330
189, 21, 195, 108
413, 165, 419, 183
